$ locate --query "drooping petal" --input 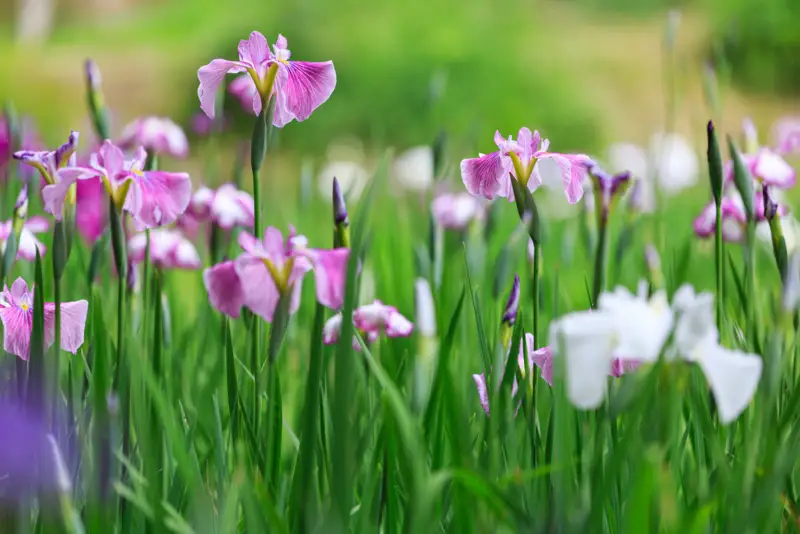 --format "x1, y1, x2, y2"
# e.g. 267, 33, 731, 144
550, 311, 618, 410
24, 217, 49, 235
460, 151, 507, 200
323, 313, 343, 345
16, 228, 46, 261
310, 248, 349, 310
203, 261, 245, 318
197, 59, 247, 119
126, 171, 191, 230
228, 74, 259, 116
235, 255, 281, 322
695, 335, 762, 424
273, 61, 337, 128
472, 373, 490, 415
598, 287, 672, 363
530, 346, 554, 386
44, 300, 88, 353
672, 284, 717, 356
41, 168, 90, 221
76, 177, 107, 244
537, 153, 590, 204
0, 304, 32, 360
